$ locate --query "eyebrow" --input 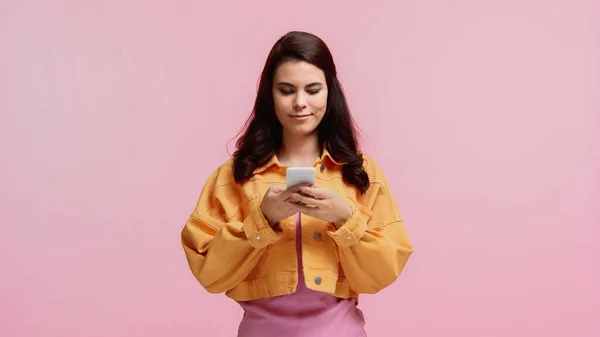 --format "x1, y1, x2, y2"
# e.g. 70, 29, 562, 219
277, 82, 323, 88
